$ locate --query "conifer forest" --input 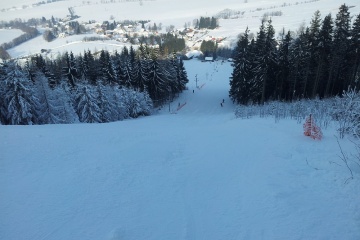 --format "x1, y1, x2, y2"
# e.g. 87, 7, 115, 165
229, 4, 360, 105
0, 45, 189, 125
